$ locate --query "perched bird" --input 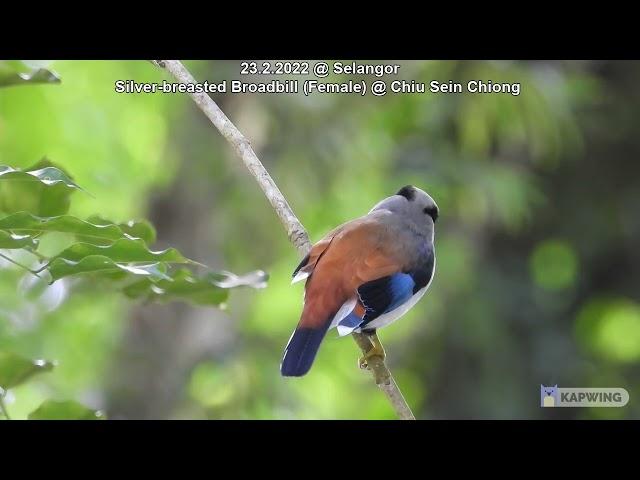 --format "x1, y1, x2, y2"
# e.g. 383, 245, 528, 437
281, 185, 438, 377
